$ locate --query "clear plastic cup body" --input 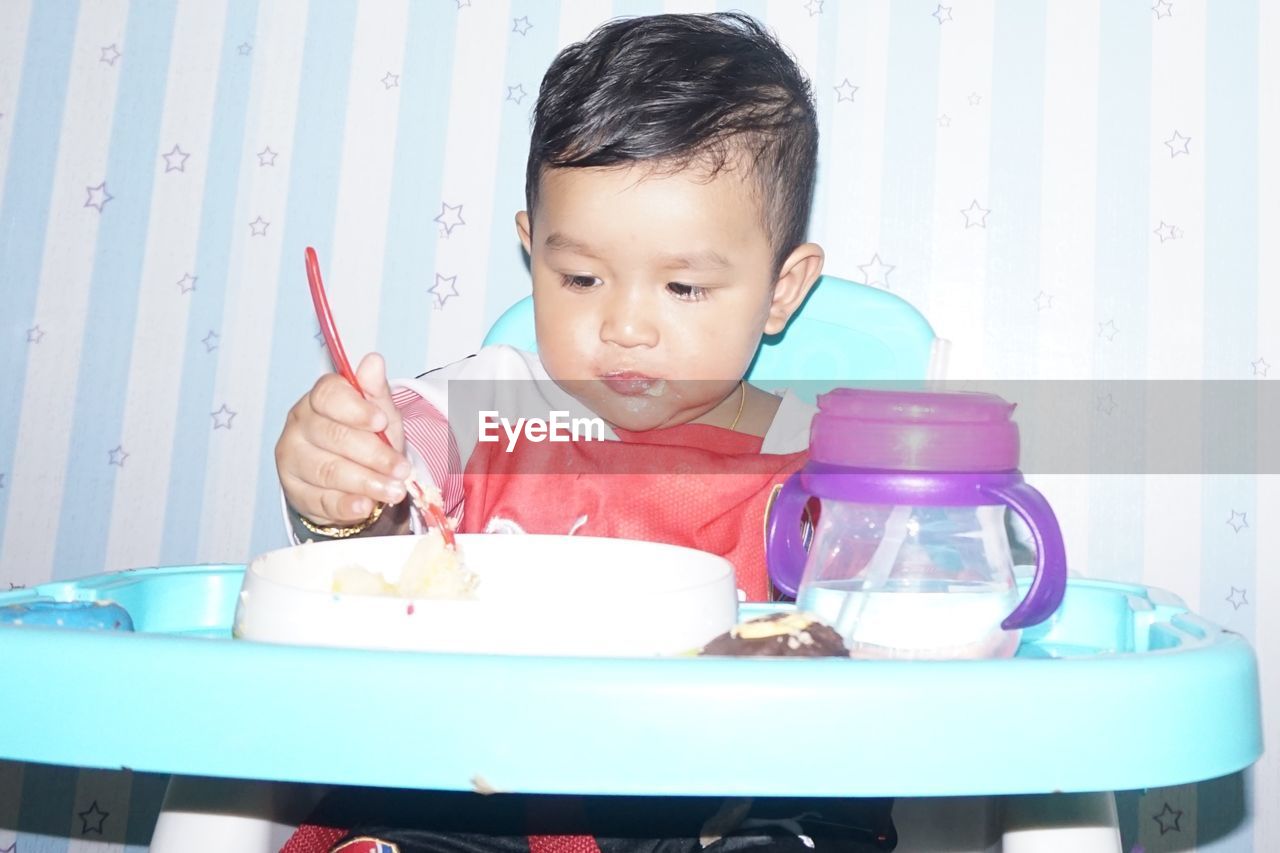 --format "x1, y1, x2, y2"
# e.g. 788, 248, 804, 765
793, 500, 1022, 659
